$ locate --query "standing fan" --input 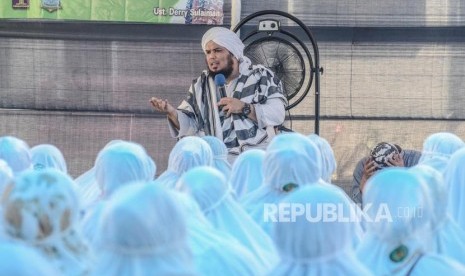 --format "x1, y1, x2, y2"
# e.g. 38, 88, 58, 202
245, 36, 307, 104
233, 10, 322, 134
